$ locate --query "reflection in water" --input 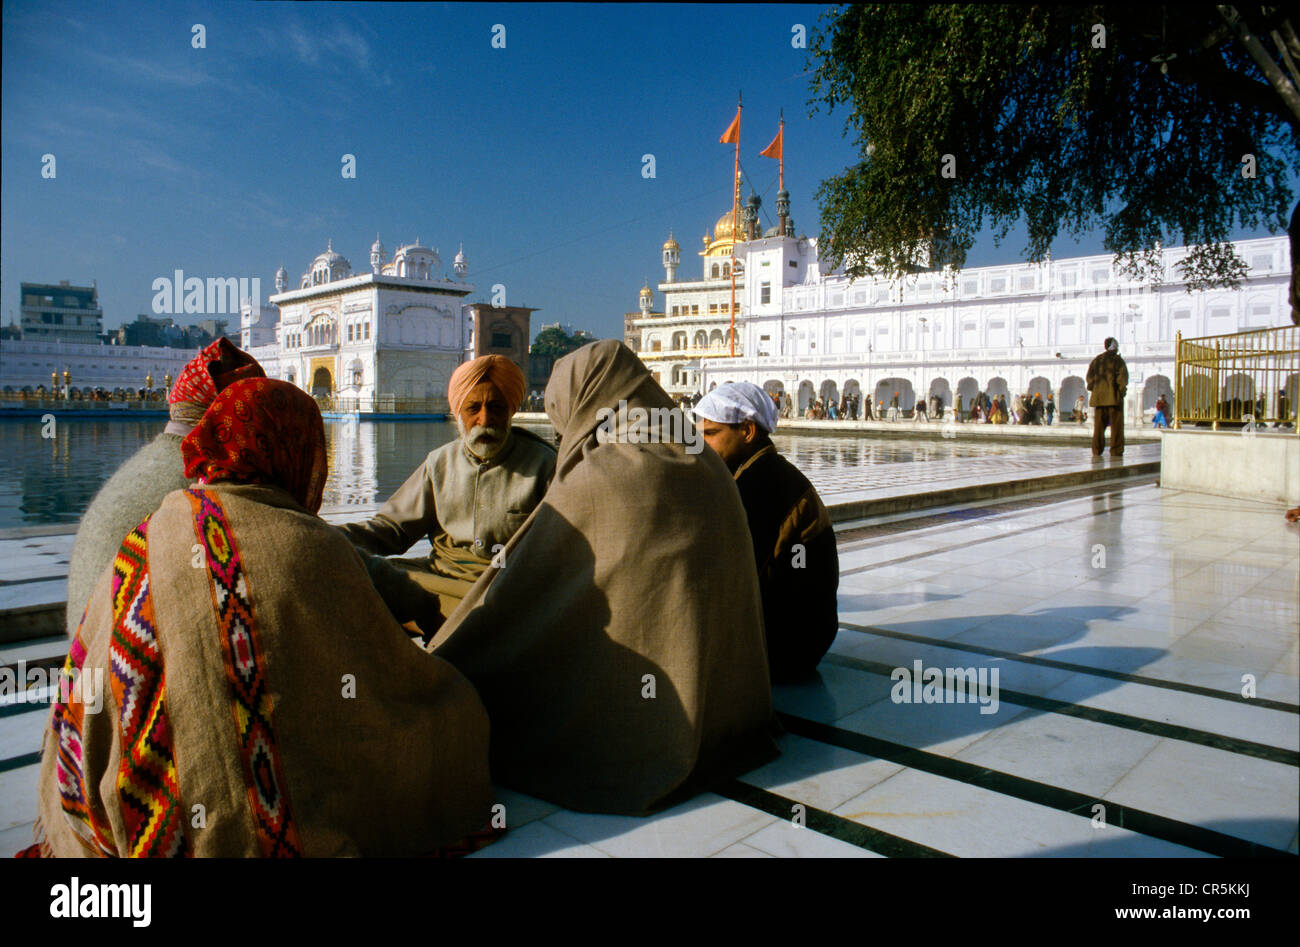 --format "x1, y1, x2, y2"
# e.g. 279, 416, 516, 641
321, 419, 460, 509
0, 417, 1071, 528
